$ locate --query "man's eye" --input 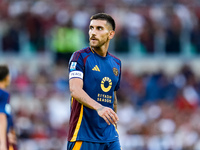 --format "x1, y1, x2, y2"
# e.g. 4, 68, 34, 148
90, 26, 94, 29
98, 27, 103, 30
